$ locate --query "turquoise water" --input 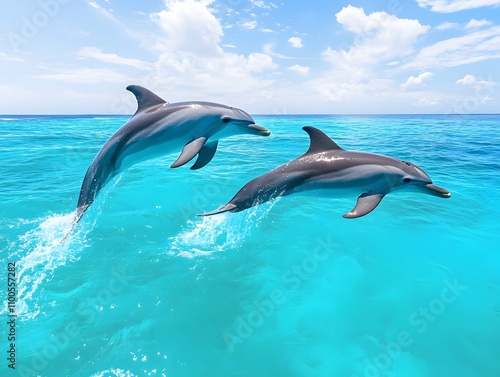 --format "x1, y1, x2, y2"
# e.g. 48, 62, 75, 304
1, 114, 499, 377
